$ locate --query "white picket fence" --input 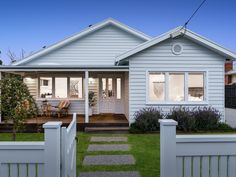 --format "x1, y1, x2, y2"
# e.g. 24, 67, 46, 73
160, 119, 236, 177
0, 113, 77, 177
